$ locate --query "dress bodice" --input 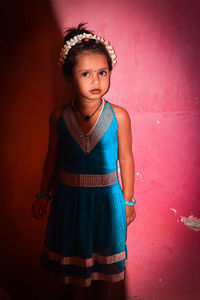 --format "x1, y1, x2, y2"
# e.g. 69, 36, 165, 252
56, 101, 119, 174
